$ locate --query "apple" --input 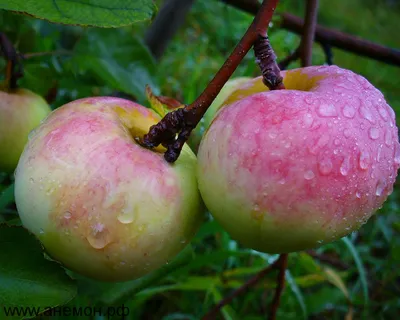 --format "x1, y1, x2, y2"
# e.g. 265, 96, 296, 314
14, 97, 203, 282
0, 88, 51, 173
197, 65, 400, 254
